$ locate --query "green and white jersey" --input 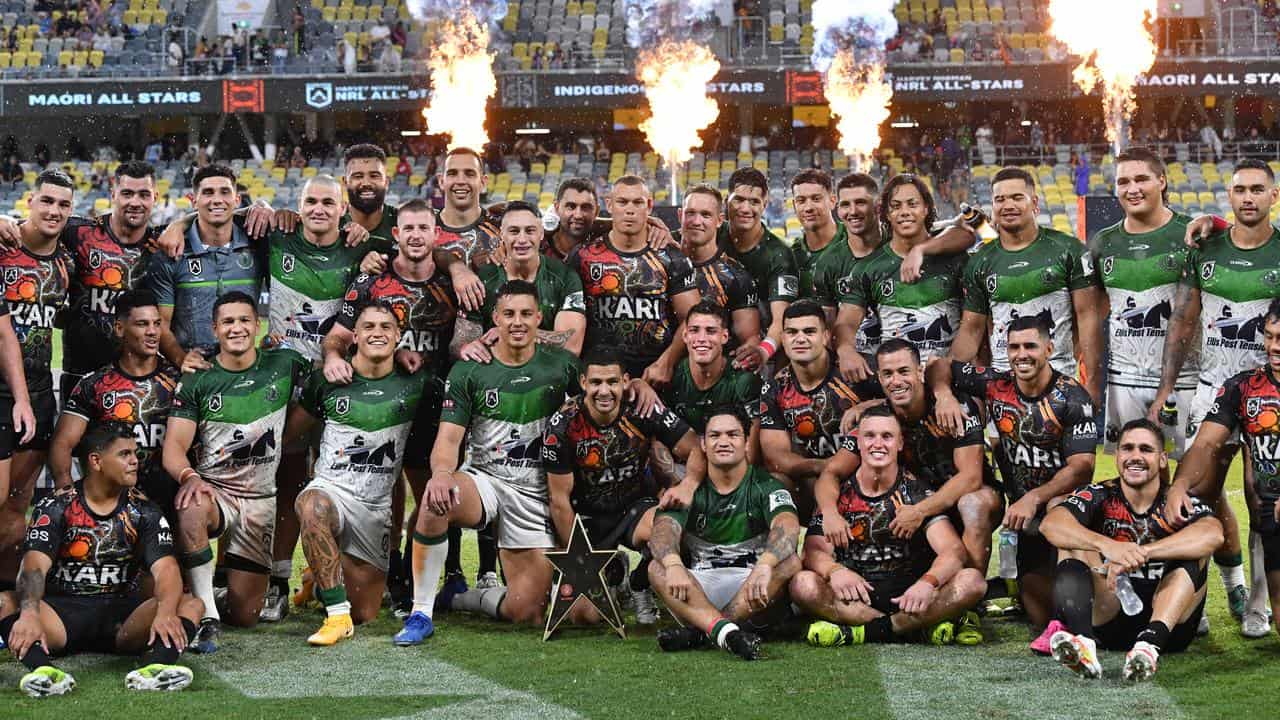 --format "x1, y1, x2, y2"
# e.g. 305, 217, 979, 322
658, 465, 796, 570
717, 223, 799, 329
340, 203, 397, 256
1090, 212, 1197, 390
792, 224, 849, 300
303, 368, 427, 508
839, 243, 965, 361
466, 257, 586, 331
441, 346, 580, 490
667, 358, 762, 433
170, 347, 311, 498
1186, 227, 1280, 387
267, 228, 368, 361
962, 227, 1098, 373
